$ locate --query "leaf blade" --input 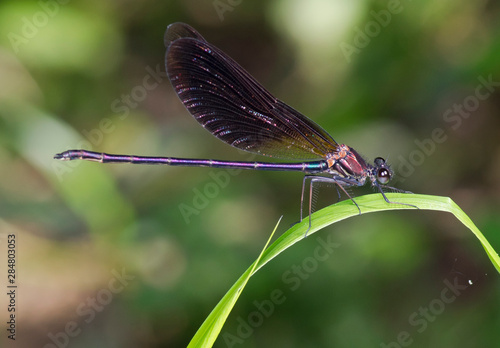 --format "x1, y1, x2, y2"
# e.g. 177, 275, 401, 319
190, 193, 500, 347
